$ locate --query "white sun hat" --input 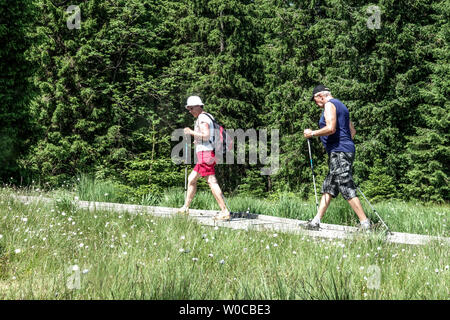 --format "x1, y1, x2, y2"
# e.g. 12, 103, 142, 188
185, 96, 204, 108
